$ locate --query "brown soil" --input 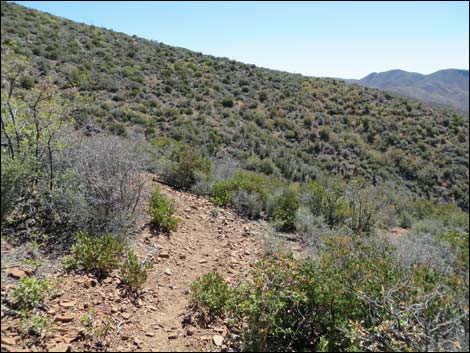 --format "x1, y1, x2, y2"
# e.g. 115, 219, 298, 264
1, 179, 265, 352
